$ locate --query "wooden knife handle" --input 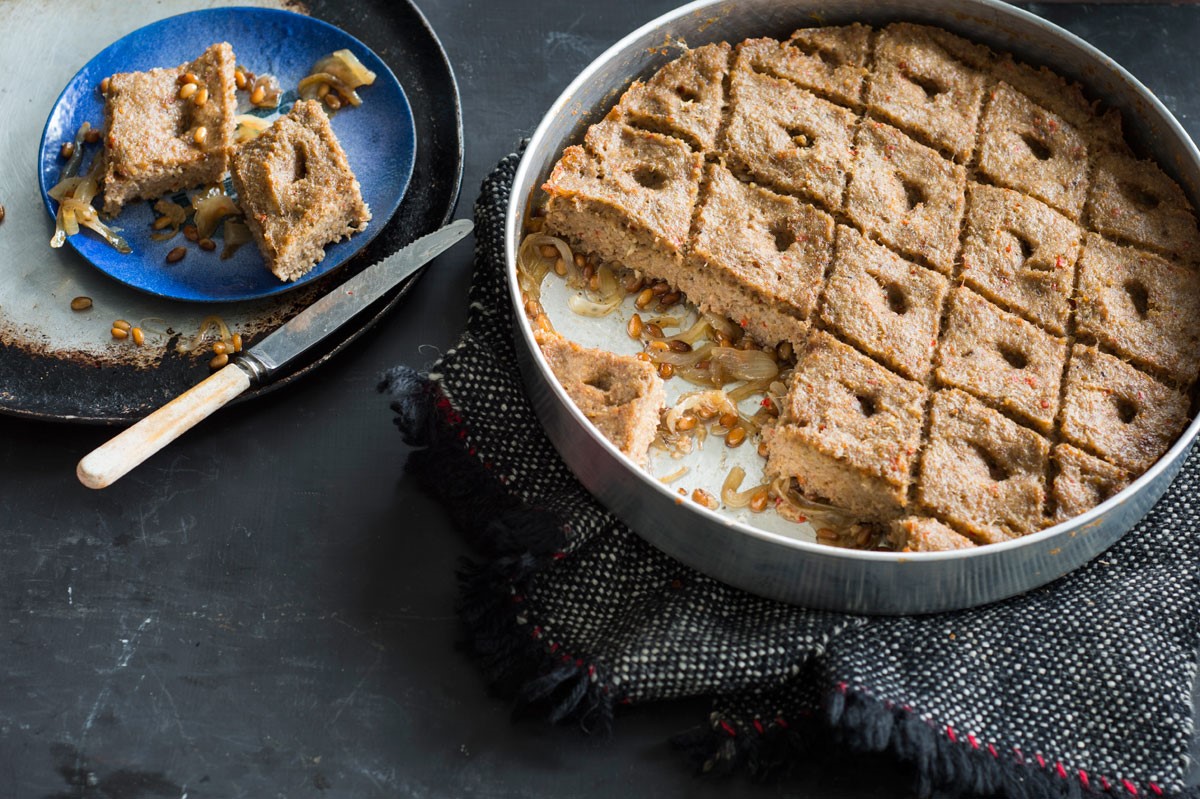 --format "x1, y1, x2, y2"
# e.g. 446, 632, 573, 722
77, 363, 252, 489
